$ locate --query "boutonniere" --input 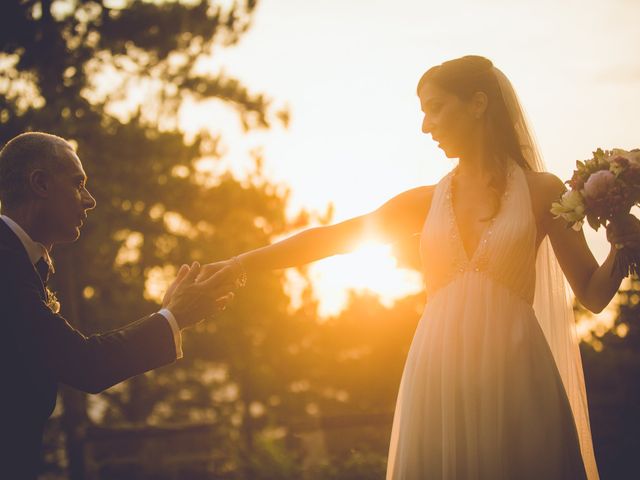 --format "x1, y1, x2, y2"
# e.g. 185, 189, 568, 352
45, 287, 61, 314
